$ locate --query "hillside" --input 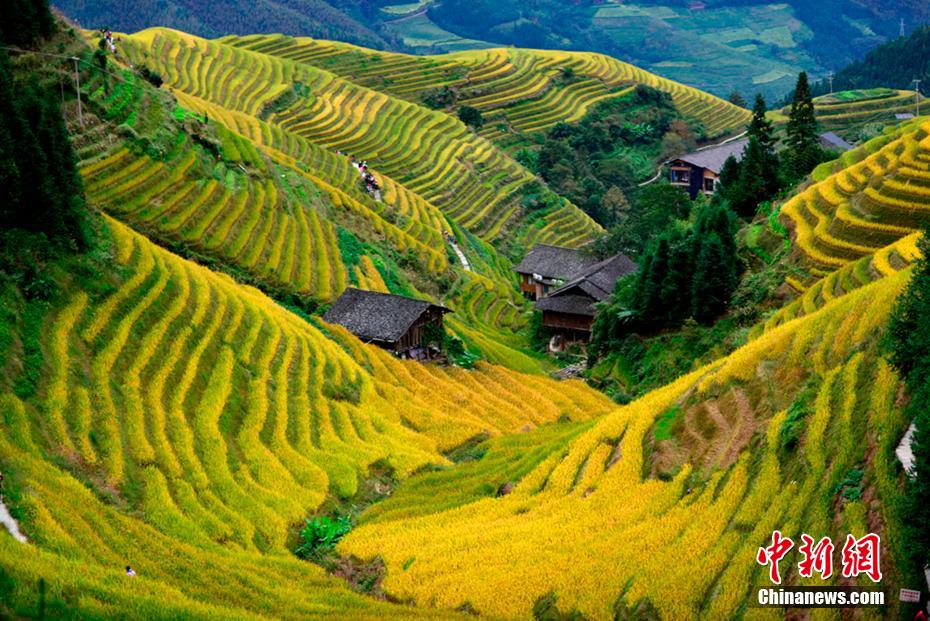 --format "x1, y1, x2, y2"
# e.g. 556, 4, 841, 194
221, 33, 750, 144
811, 24, 930, 96
52, 0, 394, 49
402, 0, 918, 100
69, 26, 747, 369
767, 87, 922, 141
780, 117, 930, 280
2, 13, 928, 621
0, 215, 616, 617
